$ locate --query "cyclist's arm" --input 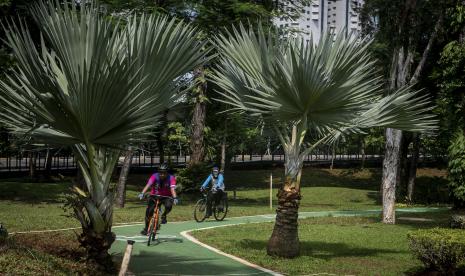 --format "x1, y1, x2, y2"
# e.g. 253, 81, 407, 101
170, 176, 177, 198
201, 175, 212, 189
141, 174, 156, 194
217, 174, 225, 190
